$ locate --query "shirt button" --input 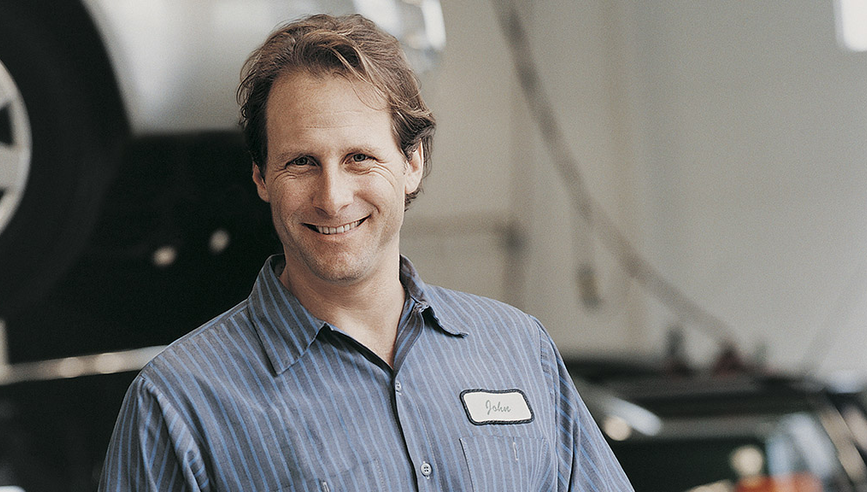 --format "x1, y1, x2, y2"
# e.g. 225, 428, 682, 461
420, 462, 432, 477
394, 381, 402, 392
